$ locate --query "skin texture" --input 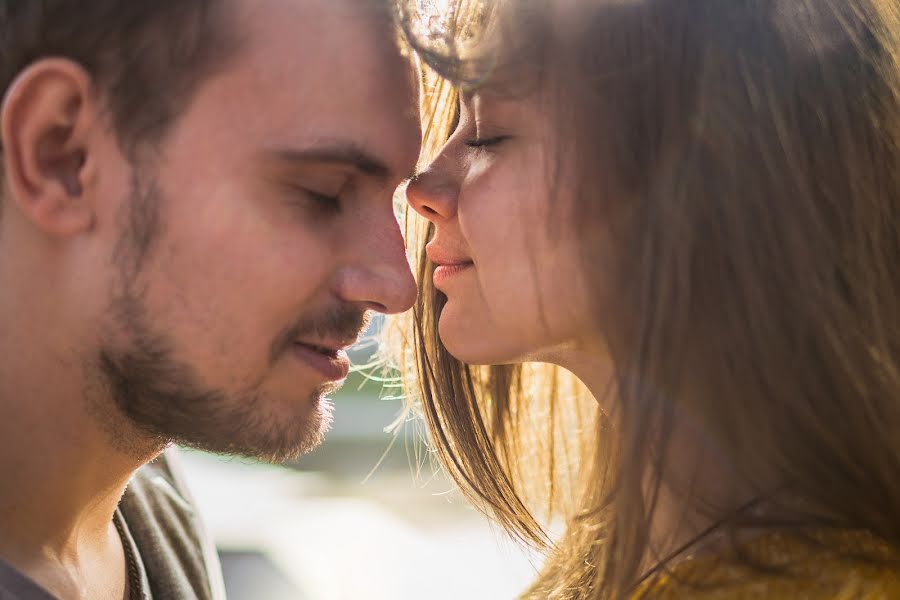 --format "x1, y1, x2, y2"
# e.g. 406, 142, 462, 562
407, 90, 593, 366
0, 0, 420, 597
